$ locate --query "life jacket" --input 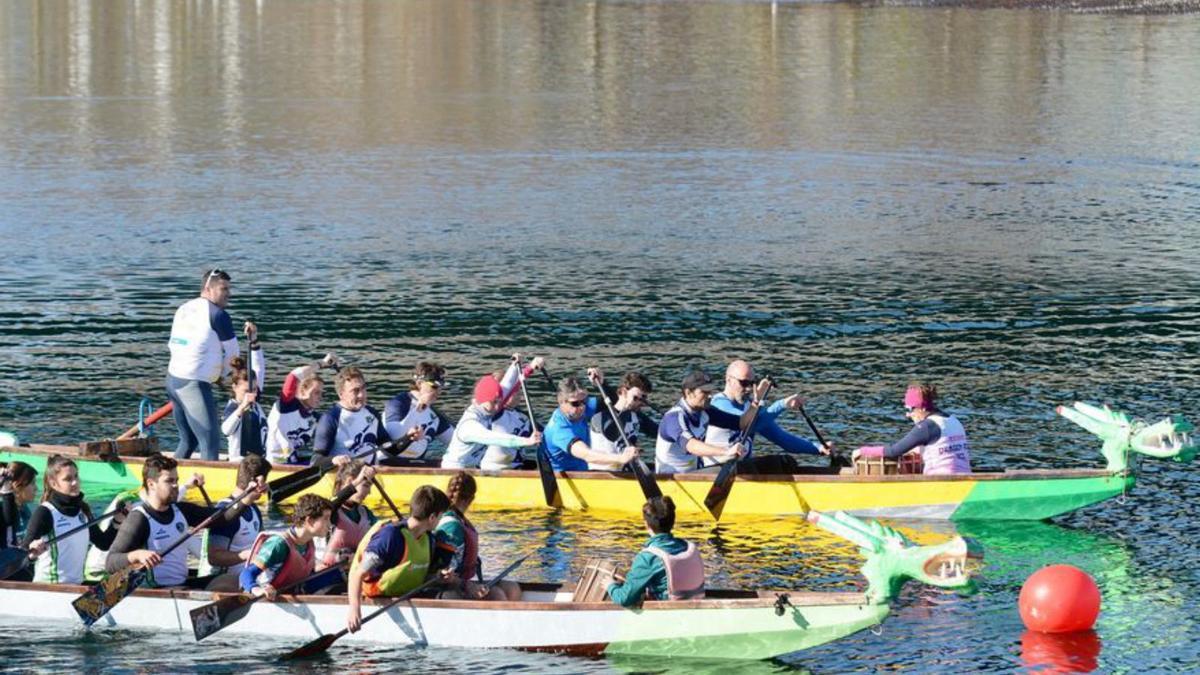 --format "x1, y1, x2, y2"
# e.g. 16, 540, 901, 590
920, 414, 972, 475
199, 501, 262, 576
350, 520, 431, 598
437, 508, 480, 581
322, 504, 373, 568
32, 501, 88, 584
642, 540, 706, 600
133, 503, 190, 588
245, 529, 315, 590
